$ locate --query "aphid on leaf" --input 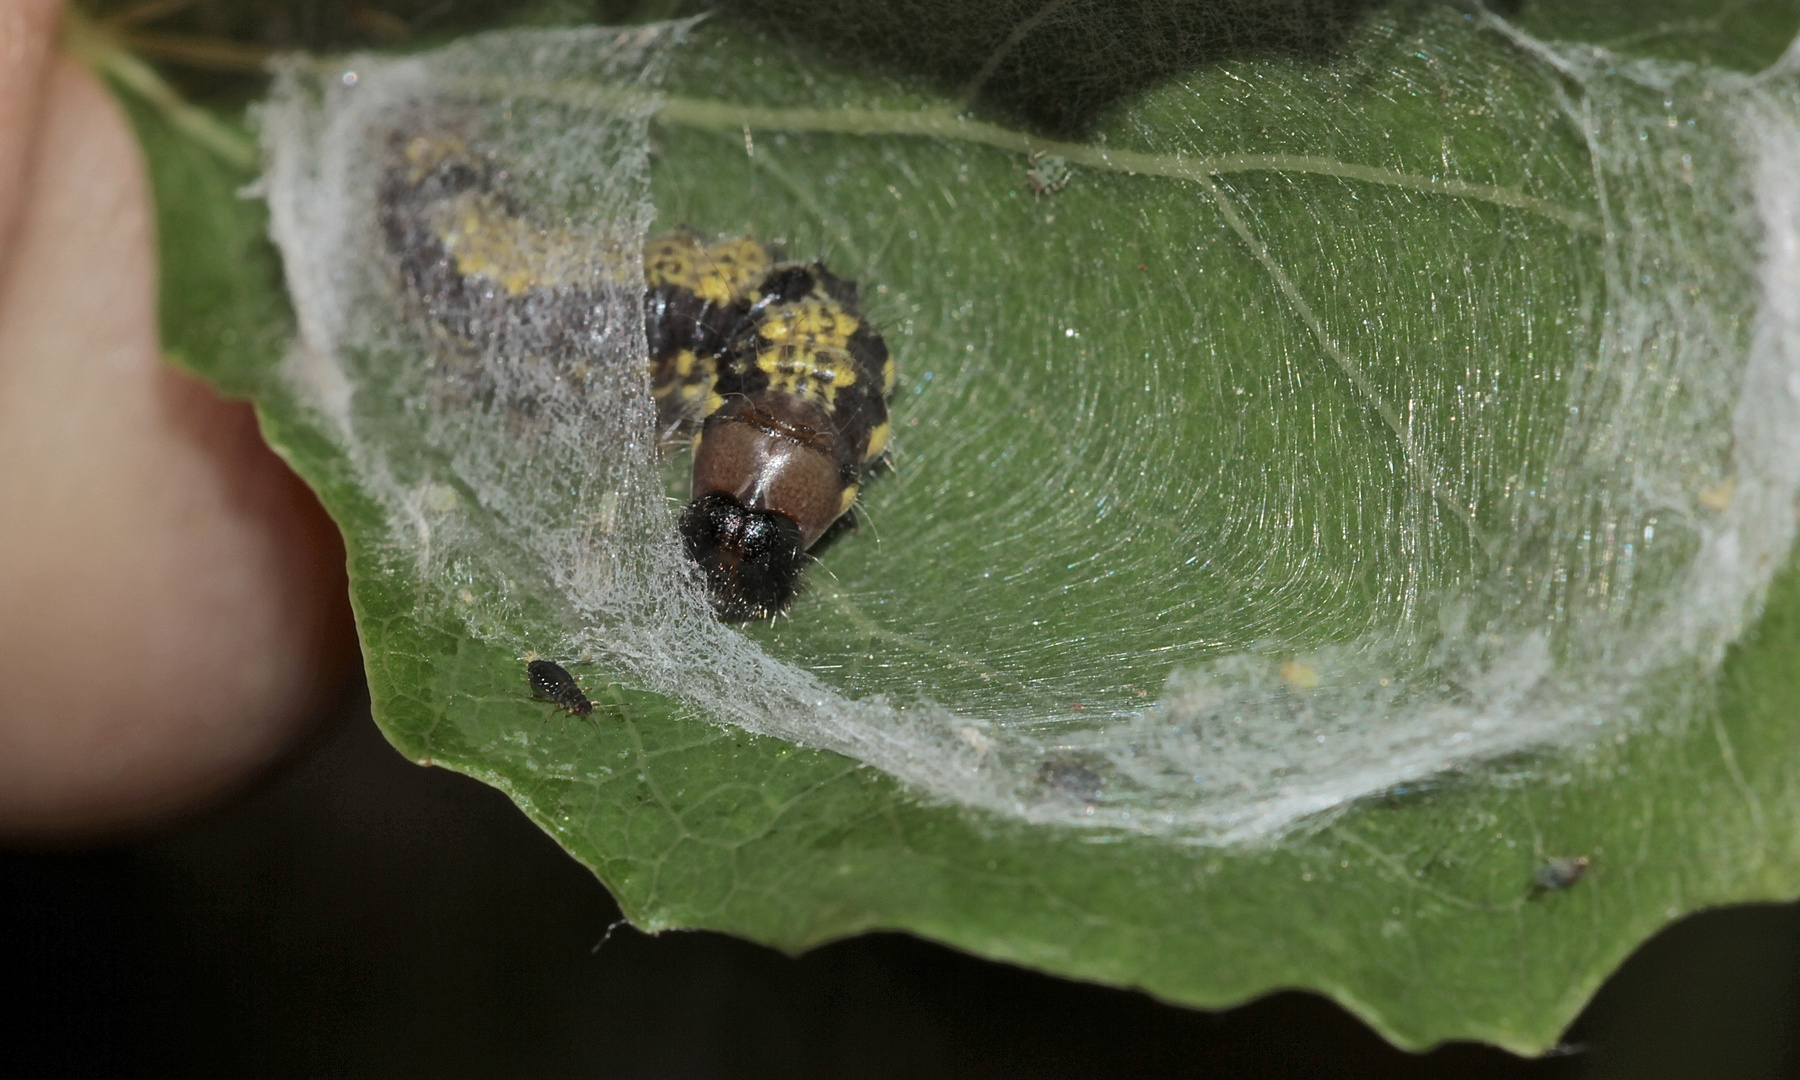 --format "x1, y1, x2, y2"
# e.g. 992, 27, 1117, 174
526, 658, 593, 718
380, 133, 895, 623
1531, 855, 1591, 894
1025, 150, 1073, 197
